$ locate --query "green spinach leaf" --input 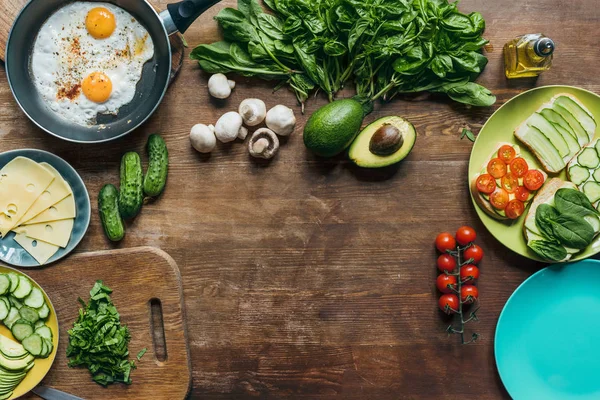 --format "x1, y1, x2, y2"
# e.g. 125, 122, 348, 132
551, 214, 595, 249
555, 188, 599, 217
529, 240, 567, 262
